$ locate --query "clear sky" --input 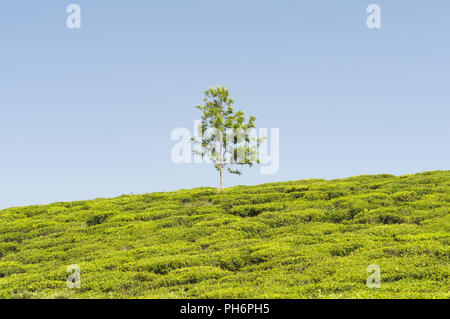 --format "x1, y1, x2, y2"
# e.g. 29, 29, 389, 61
1, 1, 449, 209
